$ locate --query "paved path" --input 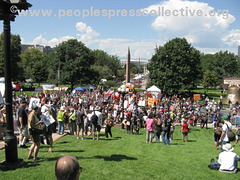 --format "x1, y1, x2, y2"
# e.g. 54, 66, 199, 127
0, 131, 66, 150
